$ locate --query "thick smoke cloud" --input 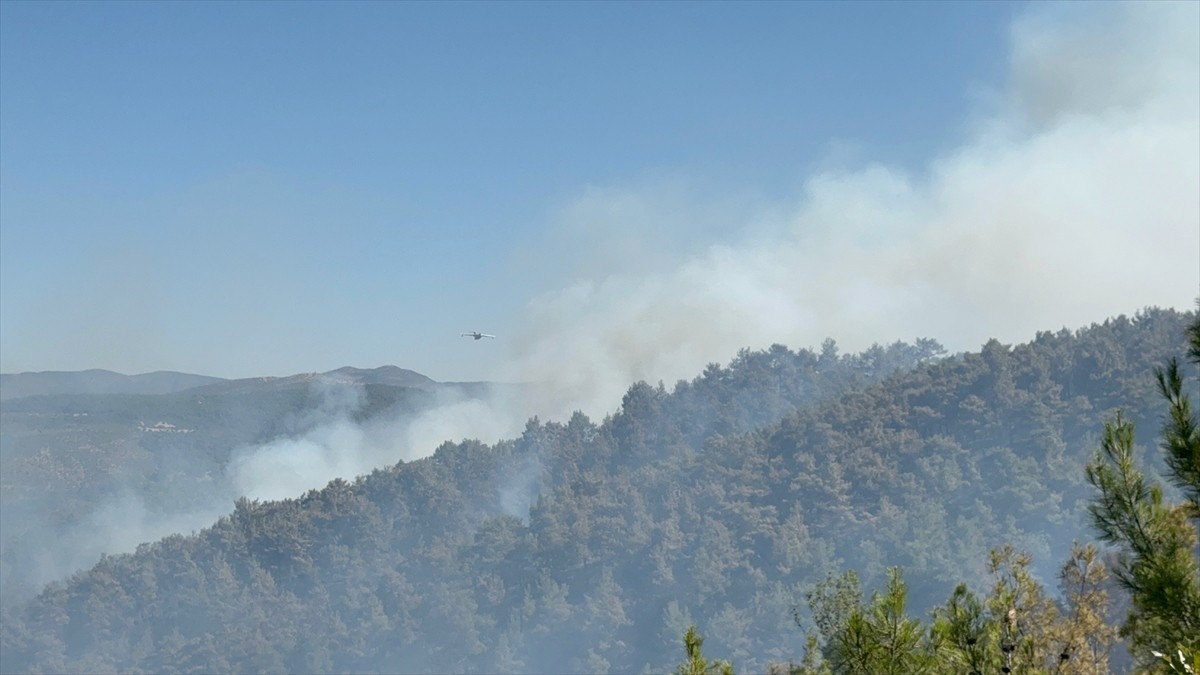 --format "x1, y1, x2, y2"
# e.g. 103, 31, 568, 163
501, 1, 1200, 418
